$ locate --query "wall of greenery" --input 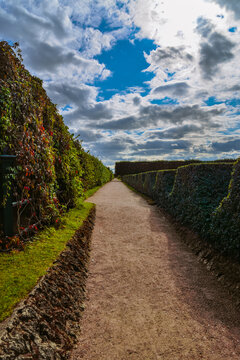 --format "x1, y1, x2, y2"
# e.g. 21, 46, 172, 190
123, 161, 239, 262
0, 42, 113, 246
